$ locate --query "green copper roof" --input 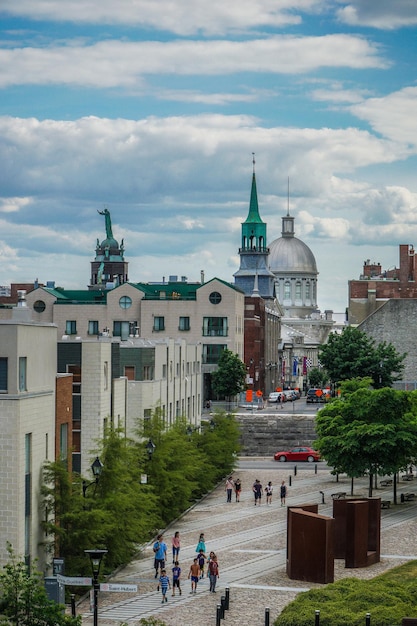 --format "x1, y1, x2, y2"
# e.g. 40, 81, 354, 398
244, 173, 264, 224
